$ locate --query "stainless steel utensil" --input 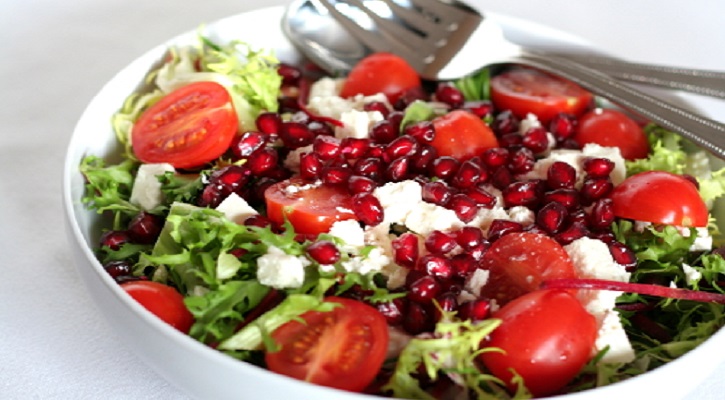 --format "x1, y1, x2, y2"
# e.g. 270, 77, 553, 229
283, 0, 725, 159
